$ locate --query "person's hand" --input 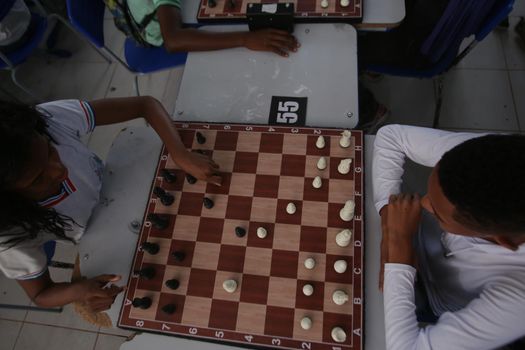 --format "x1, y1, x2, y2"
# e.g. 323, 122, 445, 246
379, 205, 389, 291
77, 274, 124, 312
178, 151, 222, 186
244, 28, 300, 57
